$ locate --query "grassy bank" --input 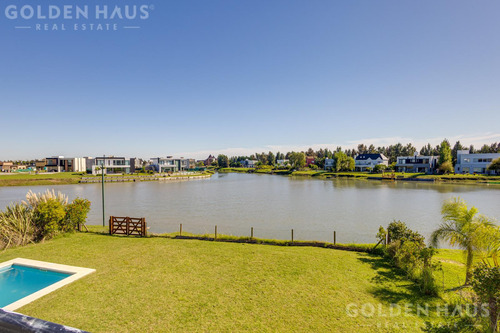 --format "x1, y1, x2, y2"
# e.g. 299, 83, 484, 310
0, 229, 467, 332
0, 173, 83, 186
218, 168, 500, 184
0, 172, 212, 187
